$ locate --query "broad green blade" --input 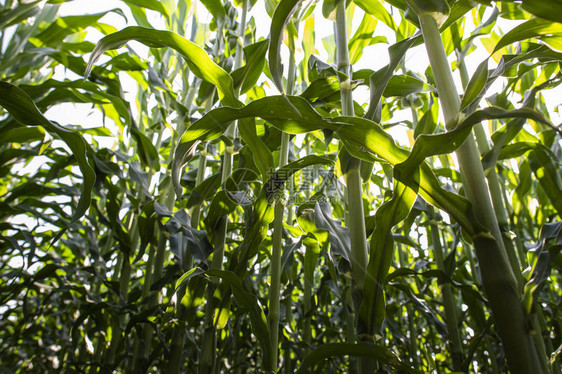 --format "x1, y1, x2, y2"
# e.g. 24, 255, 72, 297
173, 95, 482, 236
121, 0, 170, 20
493, 17, 562, 53
0, 82, 95, 228
85, 26, 240, 108
297, 342, 421, 373
358, 181, 417, 335
268, 0, 303, 92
